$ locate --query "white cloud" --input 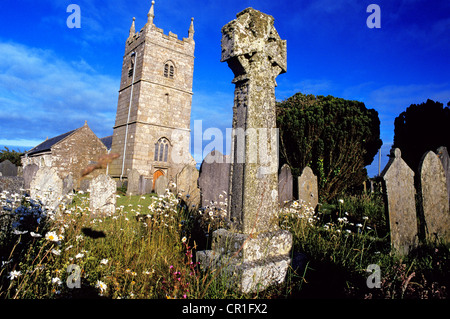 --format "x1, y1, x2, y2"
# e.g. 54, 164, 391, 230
0, 41, 118, 147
